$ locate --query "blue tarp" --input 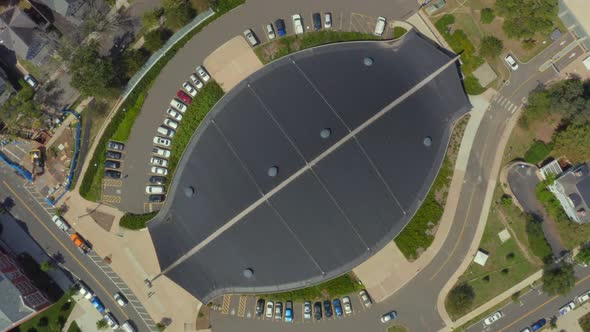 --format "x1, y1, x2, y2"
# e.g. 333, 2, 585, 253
0, 150, 33, 182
